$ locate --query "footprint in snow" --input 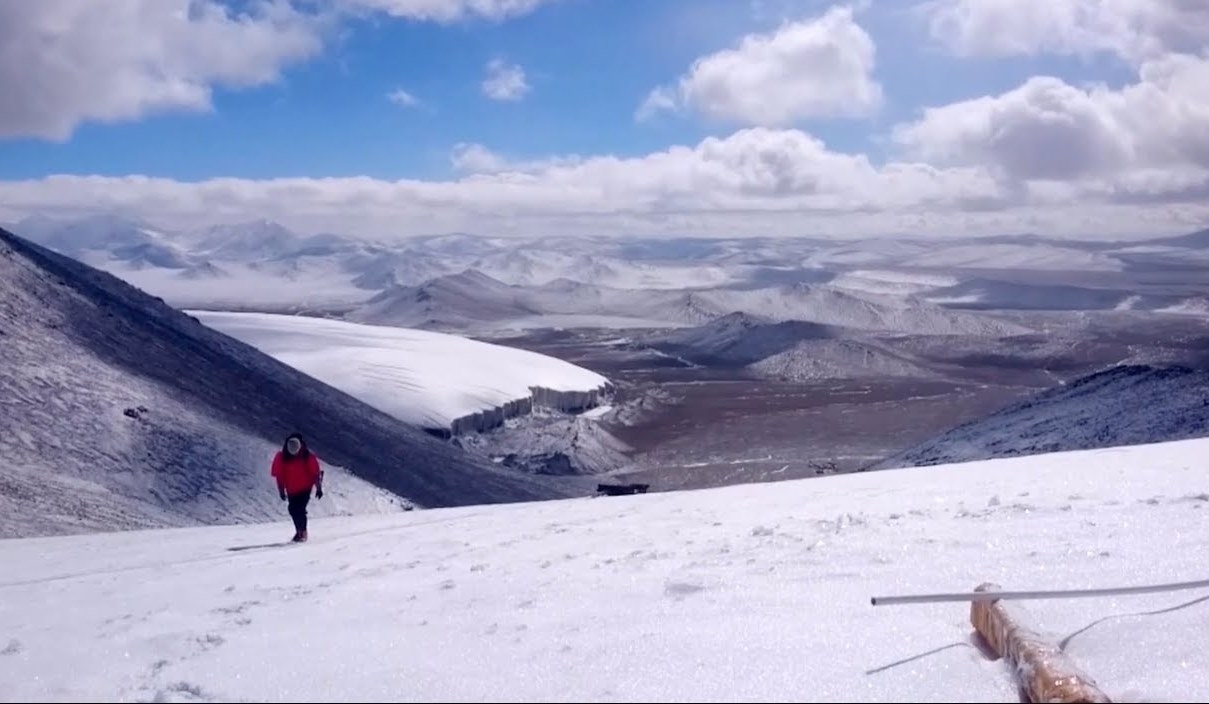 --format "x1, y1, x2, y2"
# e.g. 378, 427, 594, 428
664, 581, 706, 600
1, 639, 22, 656
195, 634, 225, 651
152, 681, 208, 703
